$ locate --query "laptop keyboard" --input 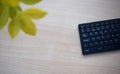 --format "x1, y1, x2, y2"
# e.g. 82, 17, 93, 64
78, 18, 120, 55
